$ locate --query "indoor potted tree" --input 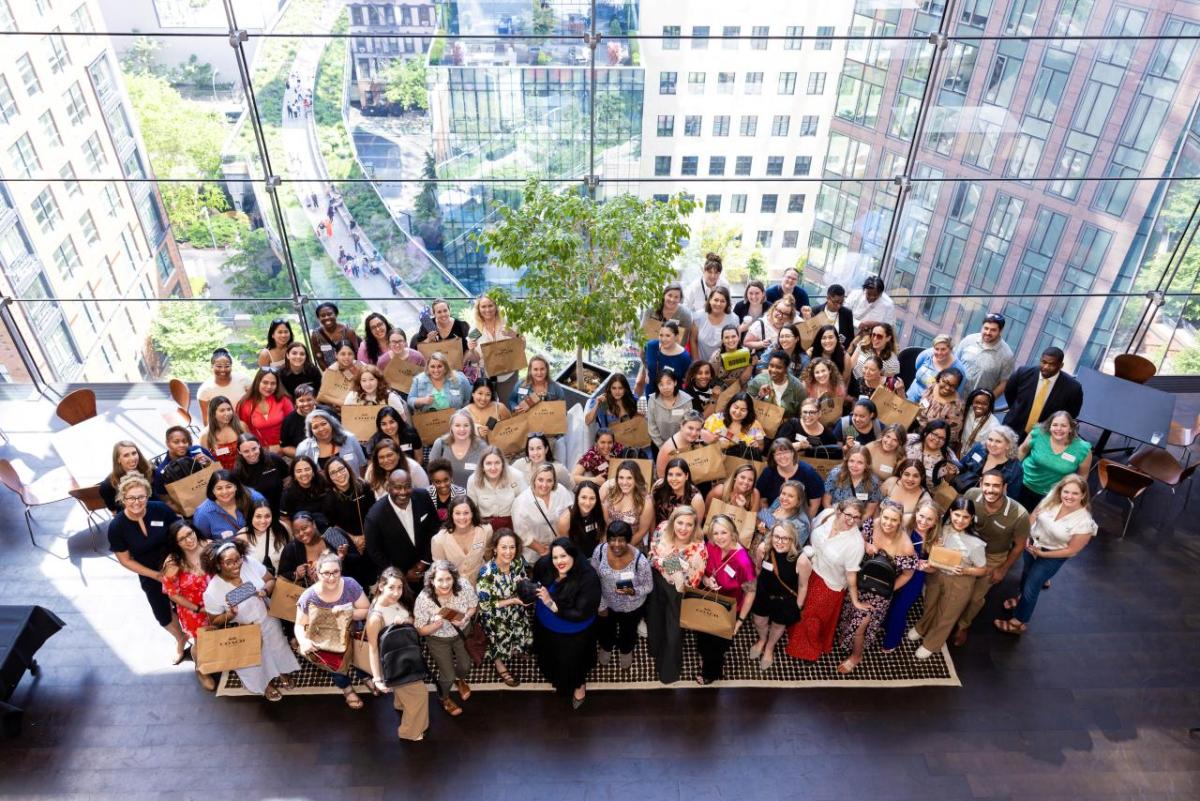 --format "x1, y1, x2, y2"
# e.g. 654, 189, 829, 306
477, 180, 695, 407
